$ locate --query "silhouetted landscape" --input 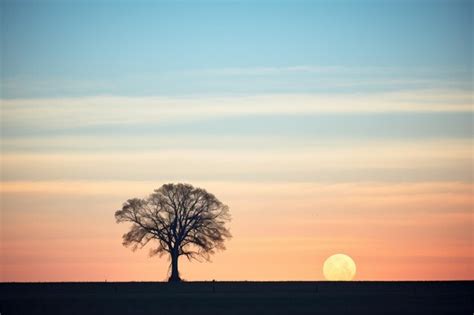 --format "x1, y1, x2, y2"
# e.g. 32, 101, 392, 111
1, 281, 472, 314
